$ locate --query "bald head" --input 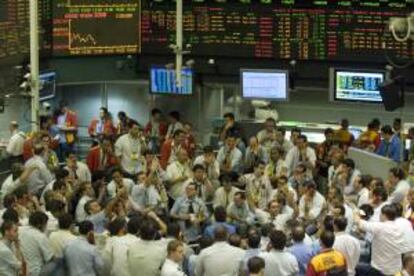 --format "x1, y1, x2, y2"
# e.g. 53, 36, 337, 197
292, 226, 305, 243
214, 225, 228, 242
